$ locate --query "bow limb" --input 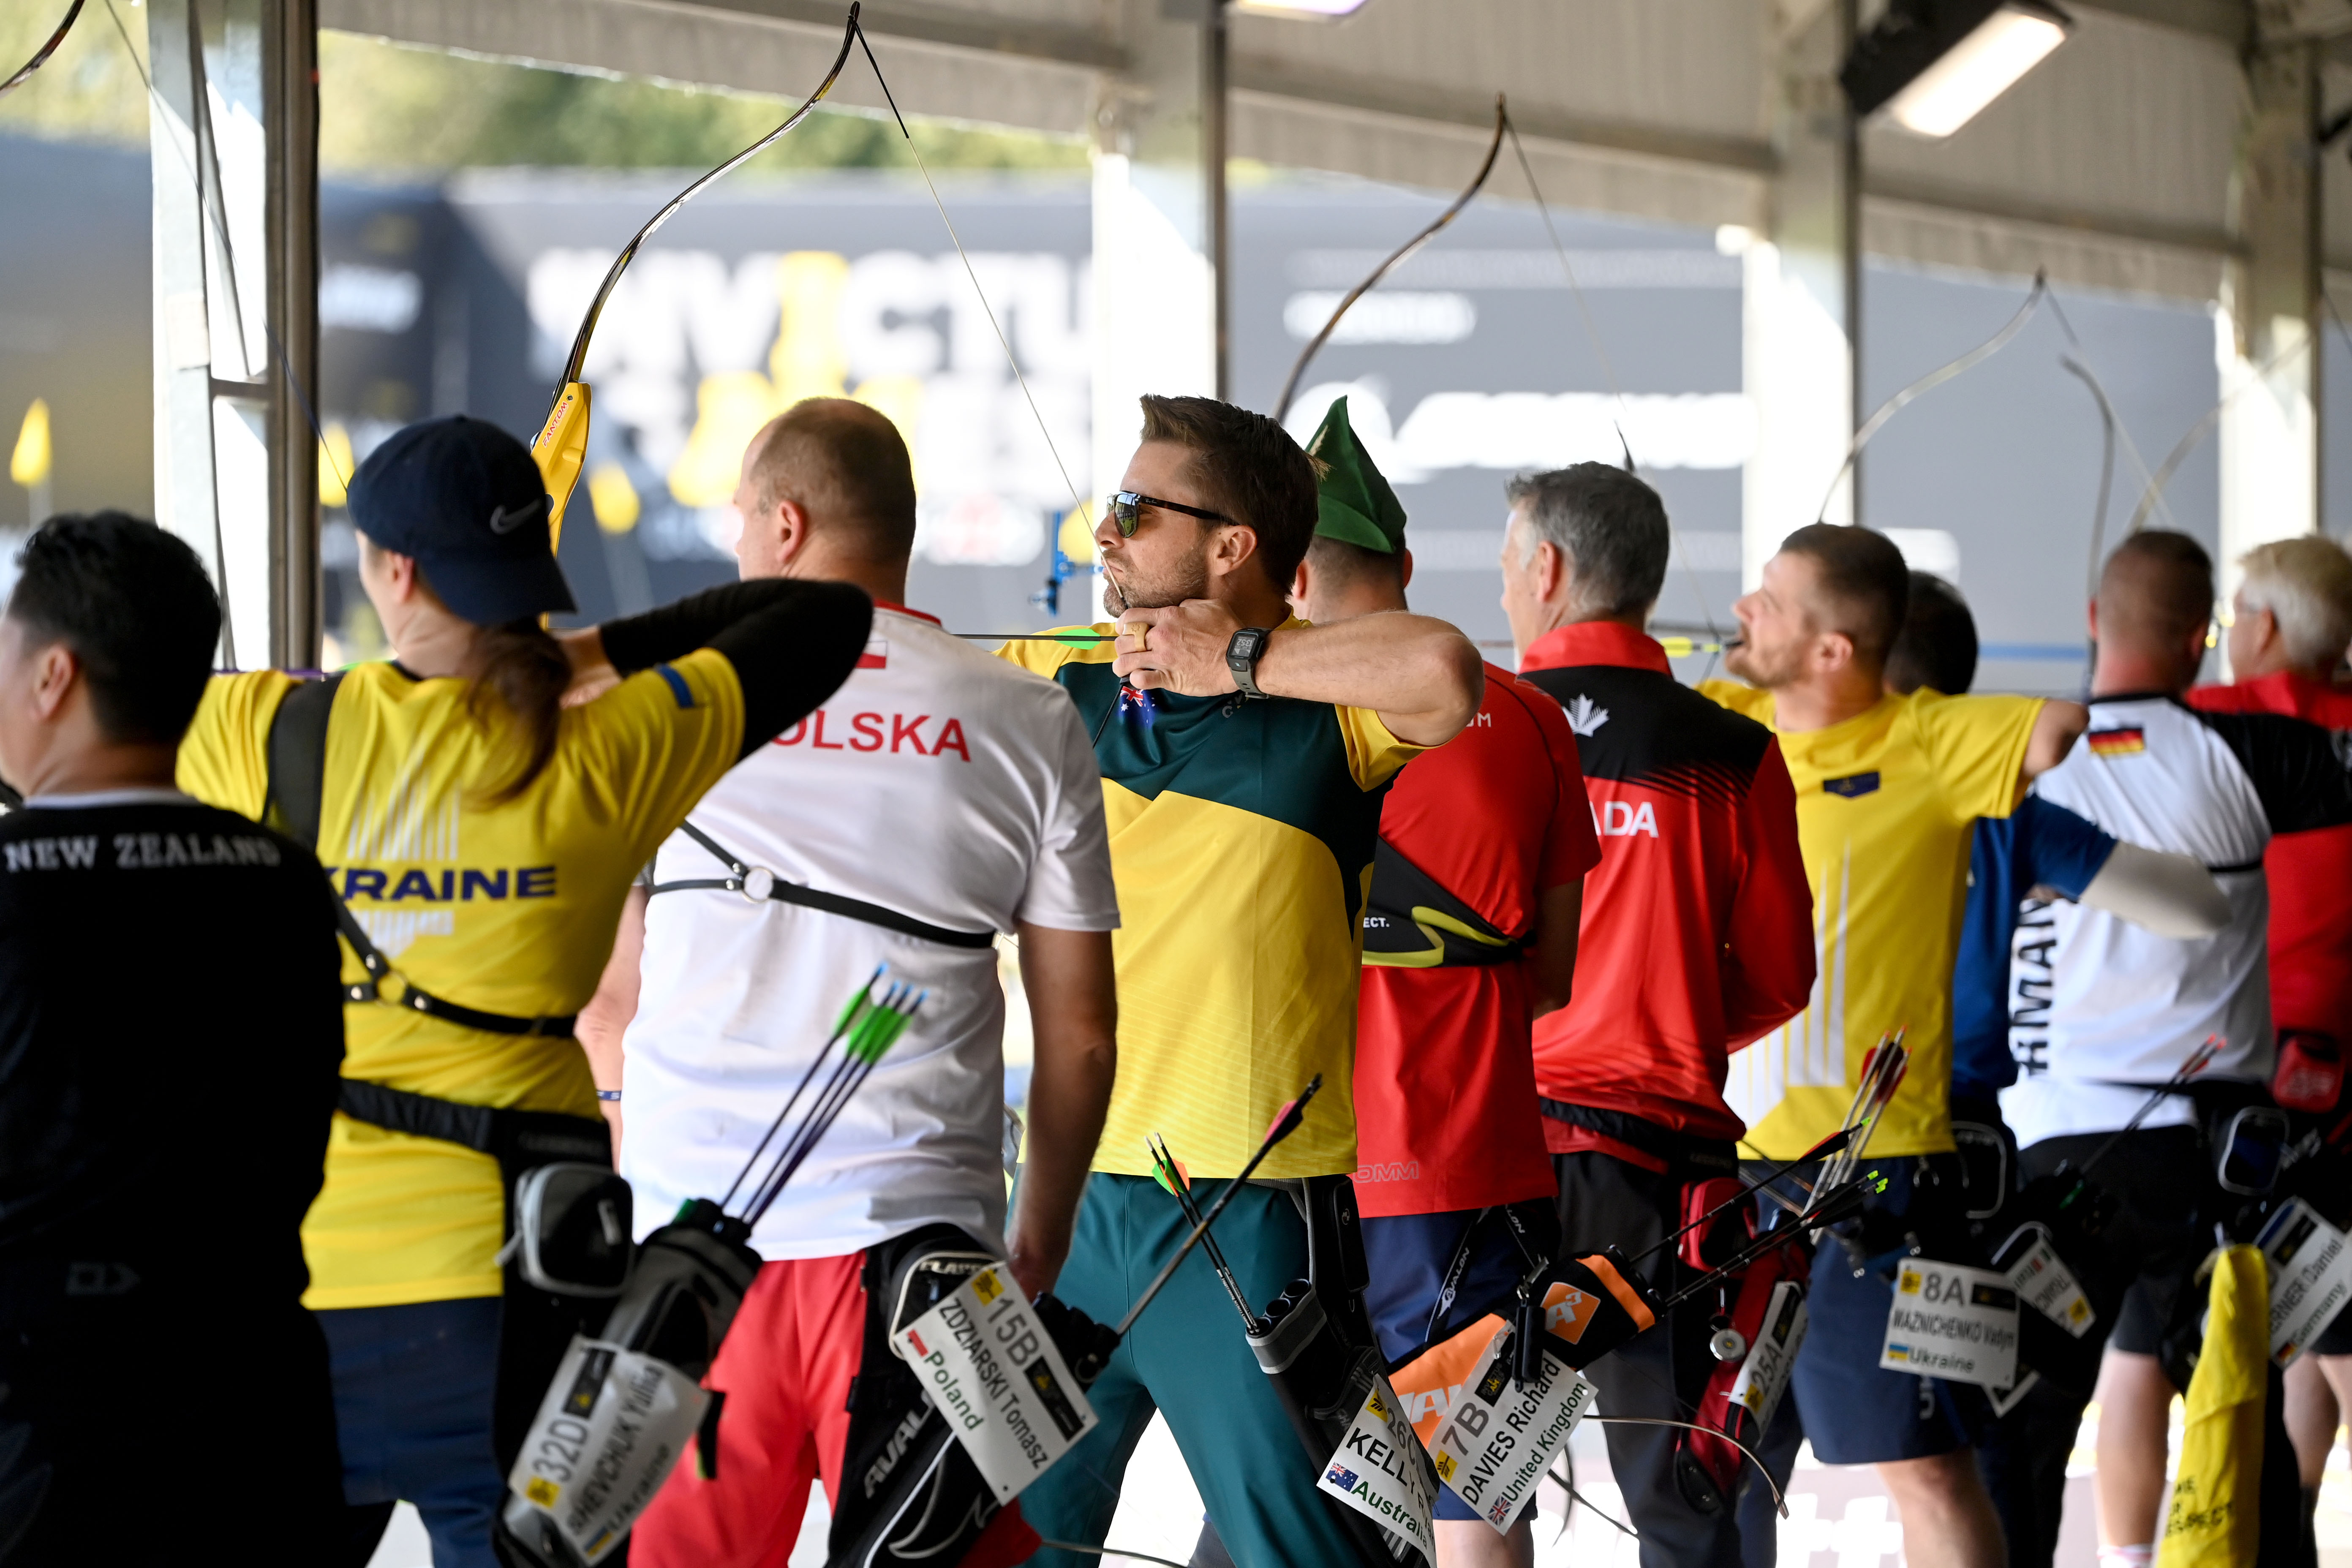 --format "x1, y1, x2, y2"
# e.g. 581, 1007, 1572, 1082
2121, 329, 2307, 539
1505, 109, 1736, 655
1812, 270, 2046, 527
2059, 356, 2117, 599
1271, 94, 1507, 422
531, 4, 864, 544
1, 0, 84, 100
